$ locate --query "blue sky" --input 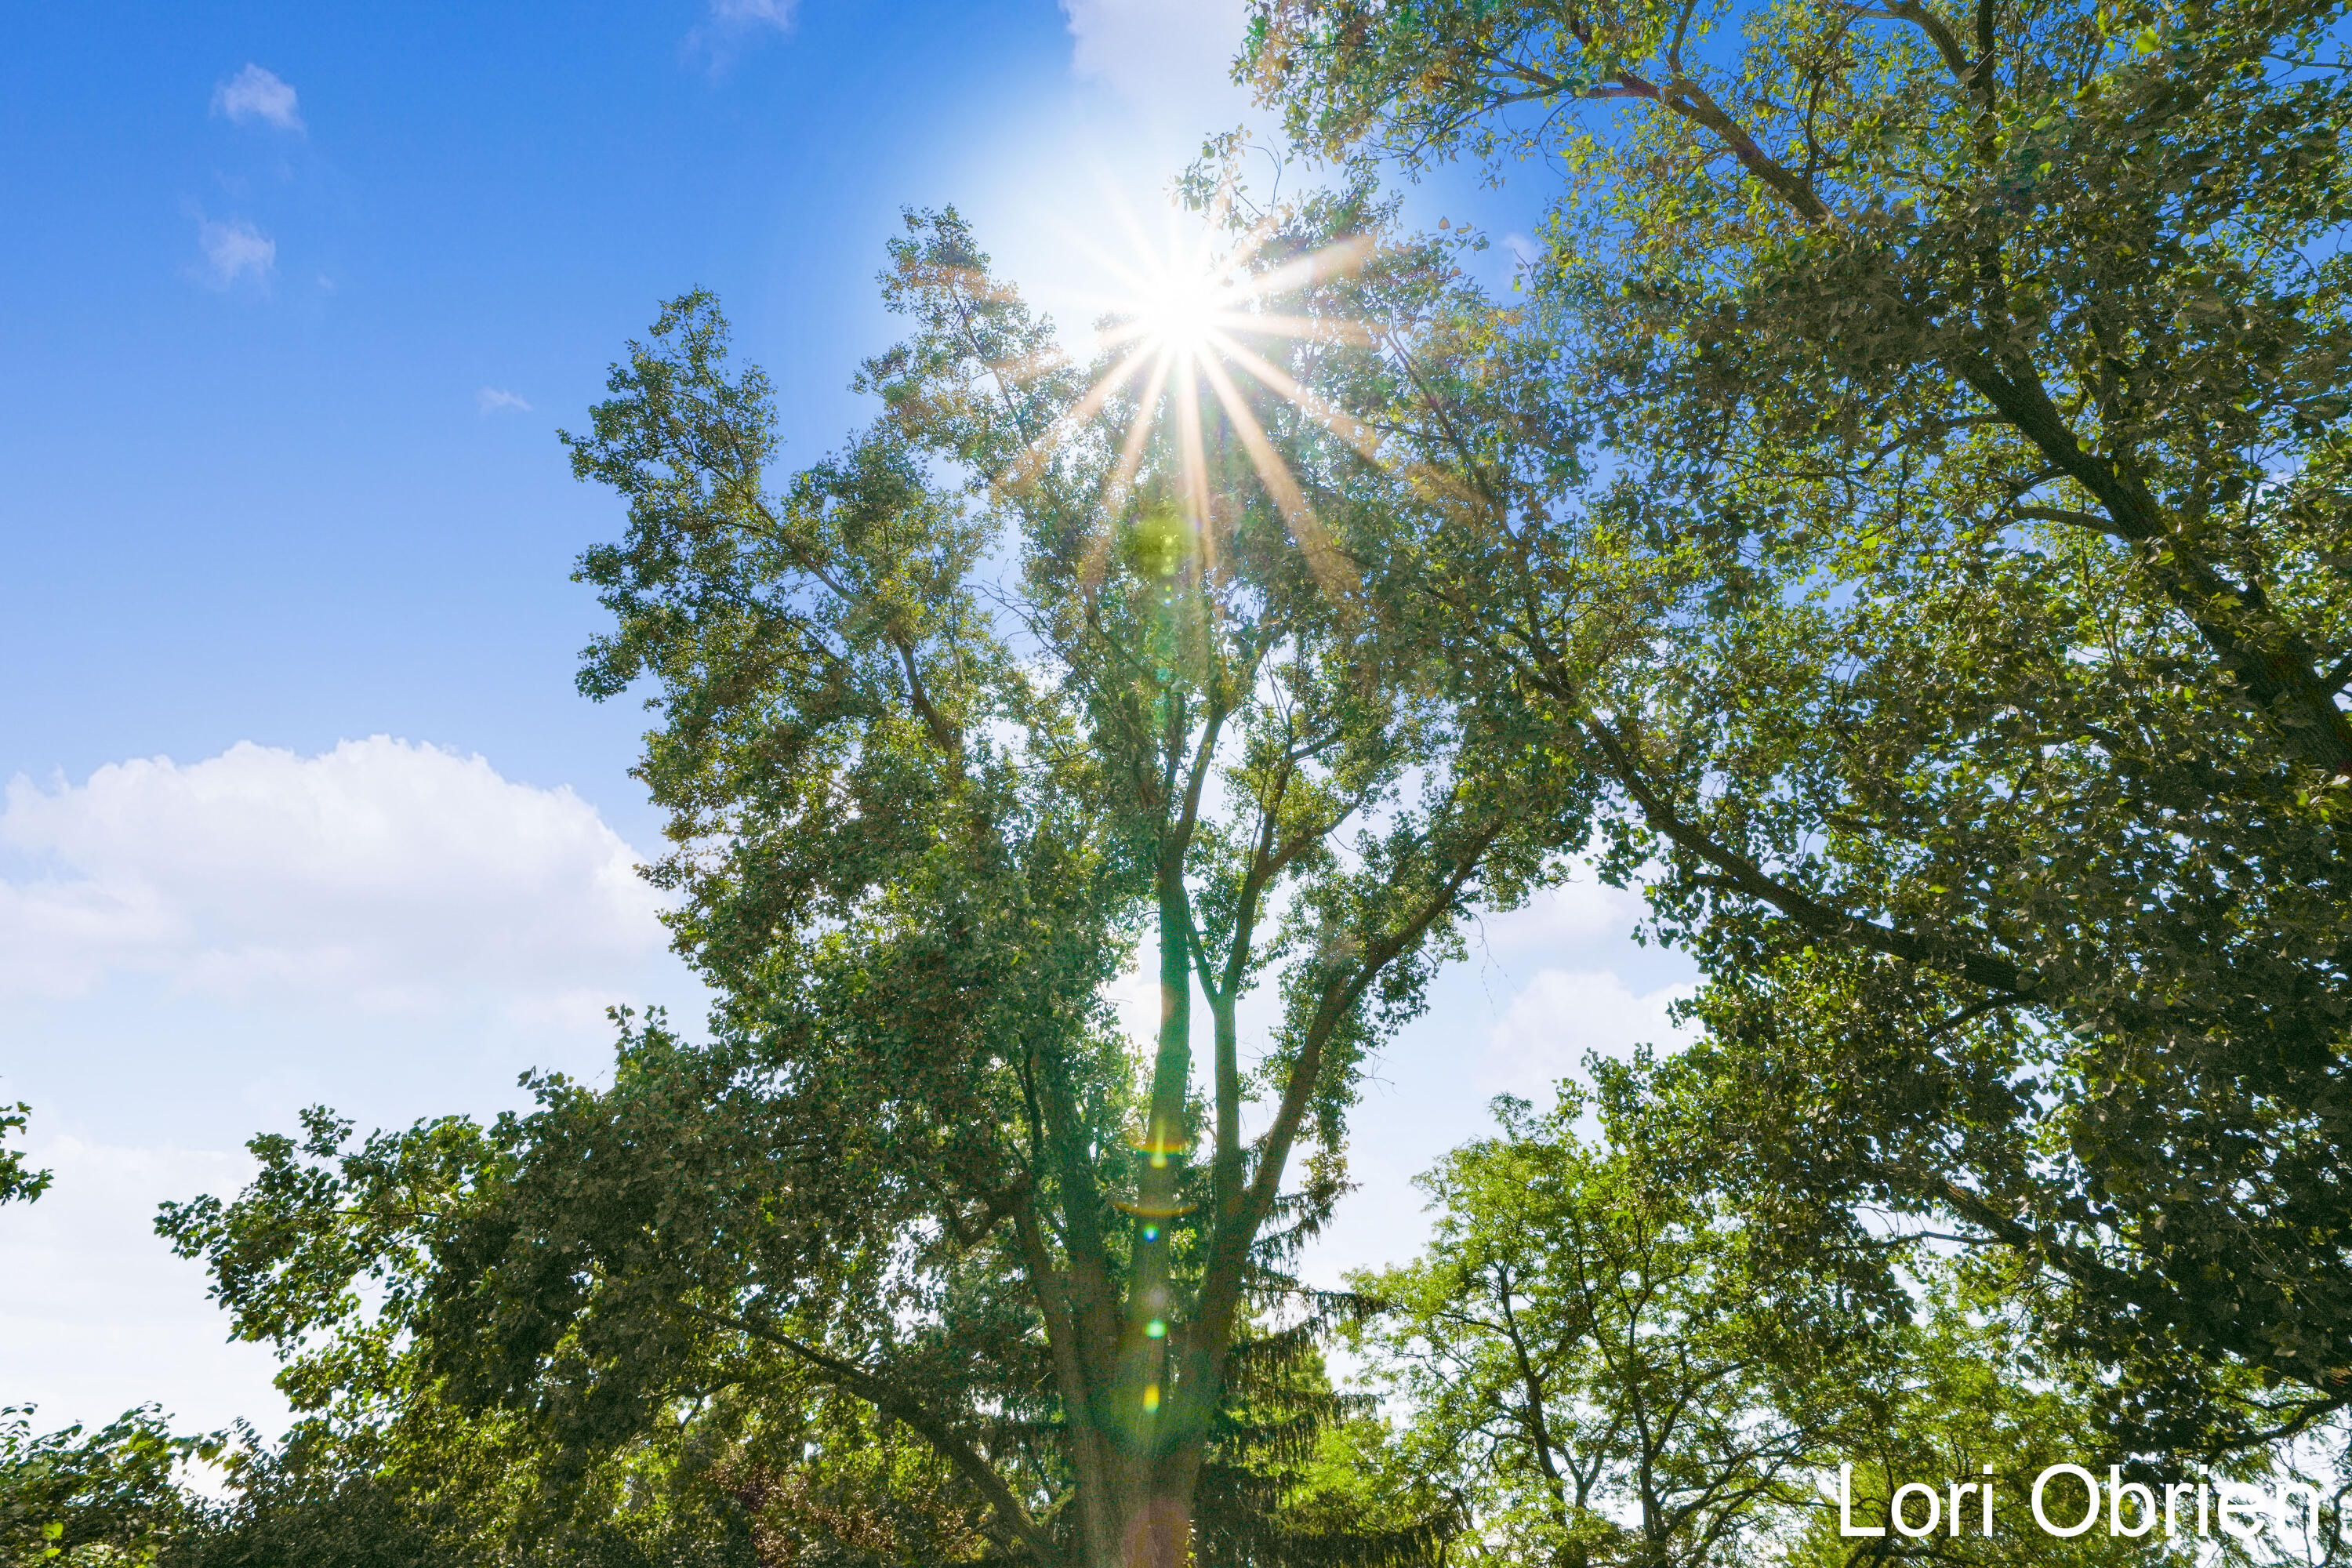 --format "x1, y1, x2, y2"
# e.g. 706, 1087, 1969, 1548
0, 0, 1693, 1444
